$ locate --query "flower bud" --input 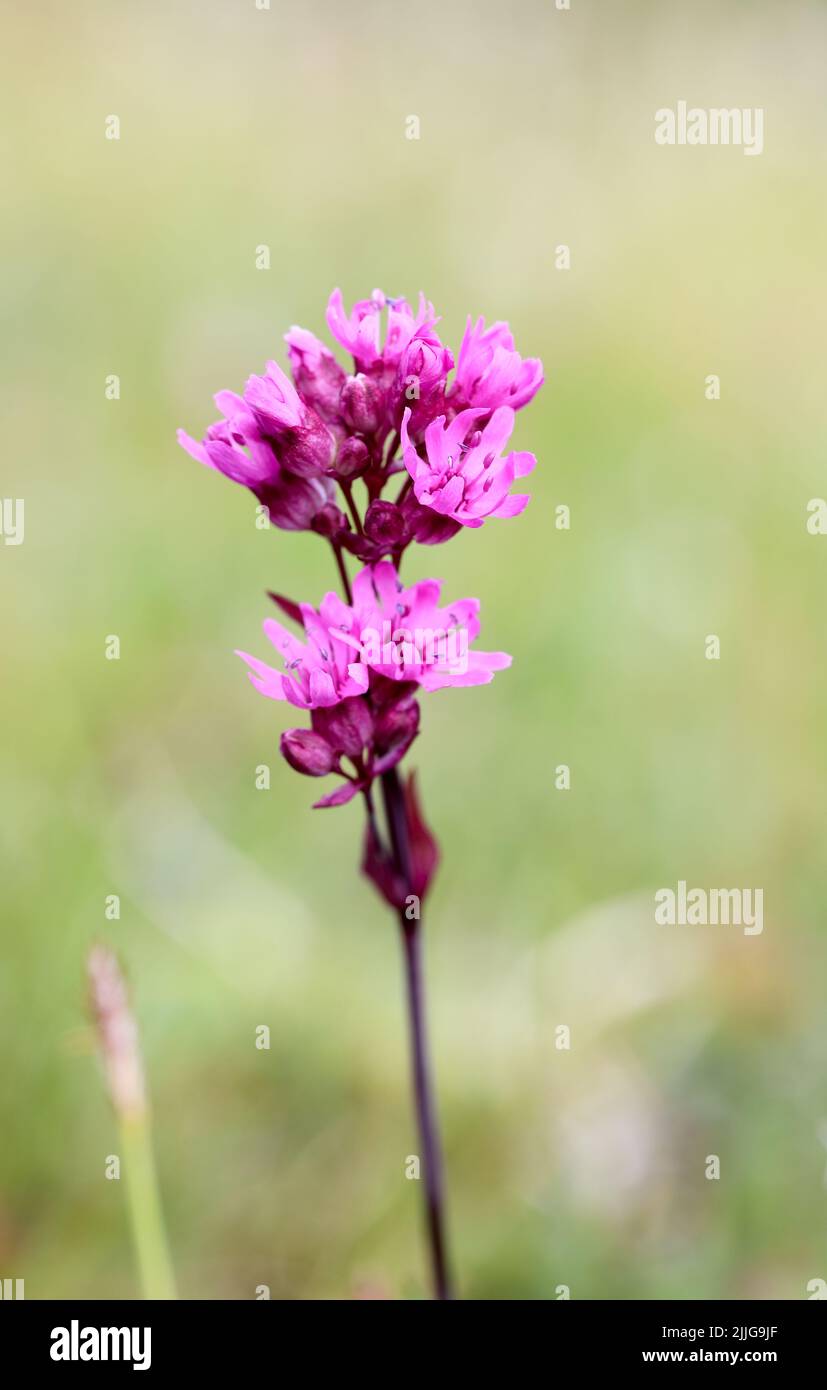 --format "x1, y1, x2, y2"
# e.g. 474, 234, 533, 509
369, 675, 419, 714
392, 326, 454, 435
341, 373, 386, 435
400, 490, 461, 546
284, 327, 347, 425
373, 697, 420, 773
312, 696, 374, 759
331, 436, 370, 480
375, 696, 419, 750
364, 500, 407, 551
255, 473, 333, 532
278, 412, 336, 478
310, 502, 348, 538
280, 728, 336, 776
